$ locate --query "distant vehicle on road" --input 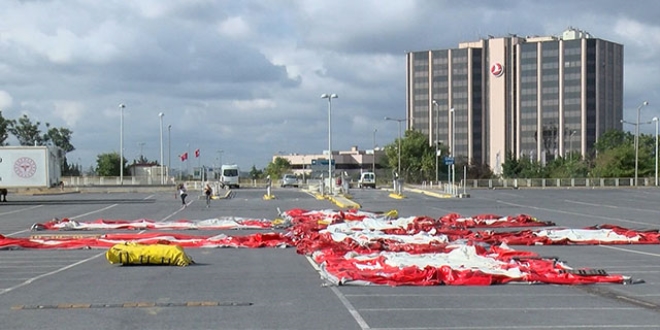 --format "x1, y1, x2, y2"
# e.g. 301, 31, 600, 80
358, 172, 376, 188
280, 174, 299, 188
220, 164, 240, 189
